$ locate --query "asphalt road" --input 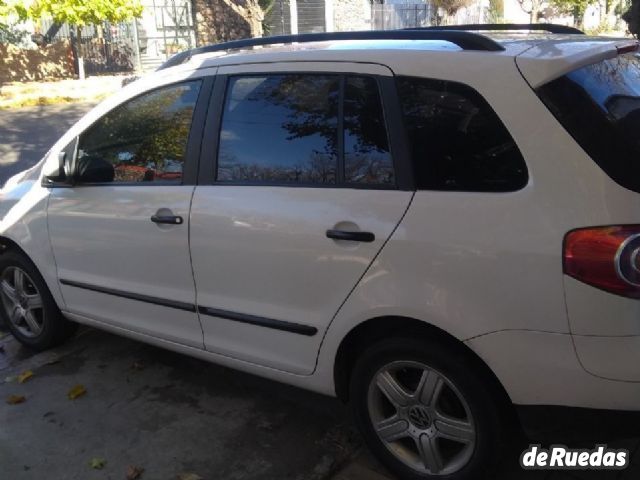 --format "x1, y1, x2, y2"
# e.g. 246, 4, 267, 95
0, 103, 639, 480
0, 103, 92, 184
